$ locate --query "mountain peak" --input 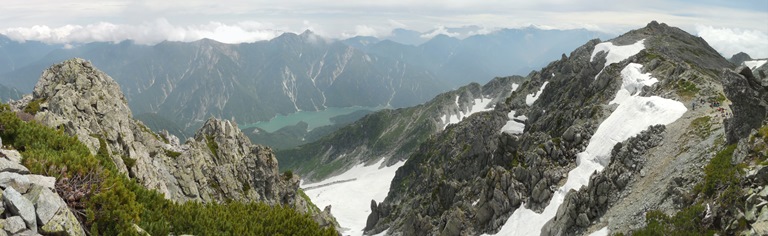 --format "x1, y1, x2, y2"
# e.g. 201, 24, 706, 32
729, 52, 753, 65
300, 29, 315, 36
